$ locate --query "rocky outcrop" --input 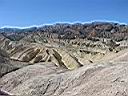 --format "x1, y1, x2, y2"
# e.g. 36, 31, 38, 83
0, 48, 16, 77
0, 34, 12, 51
53, 49, 81, 70
0, 47, 31, 77
1, 62, 128, 96
0, 90, 12, 96
8, 44, 81, 70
